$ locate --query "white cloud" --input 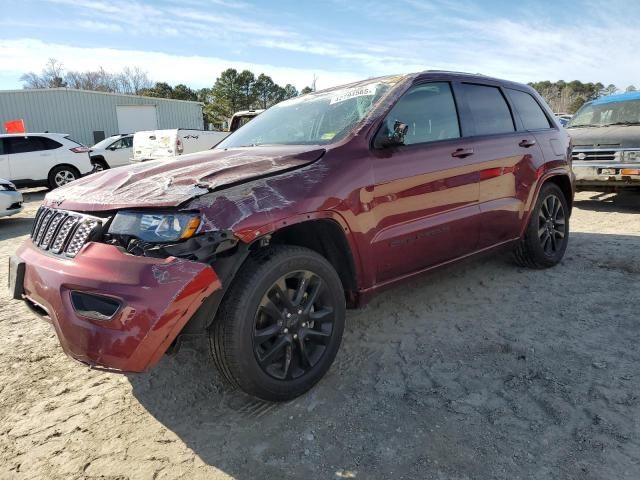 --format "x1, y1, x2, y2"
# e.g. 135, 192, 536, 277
0, 38, 361, 90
